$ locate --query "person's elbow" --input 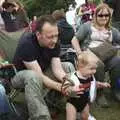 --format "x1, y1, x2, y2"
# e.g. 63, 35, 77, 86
71, 36, 76, 44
